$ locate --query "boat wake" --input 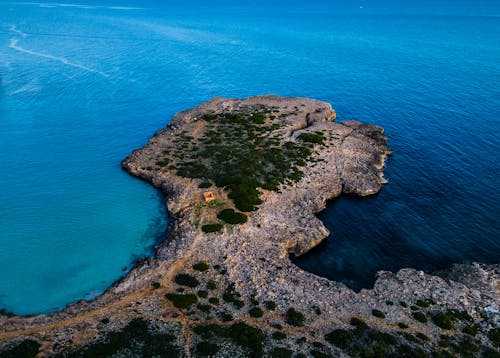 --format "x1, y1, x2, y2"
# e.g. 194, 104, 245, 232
8, 38, 109, 78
